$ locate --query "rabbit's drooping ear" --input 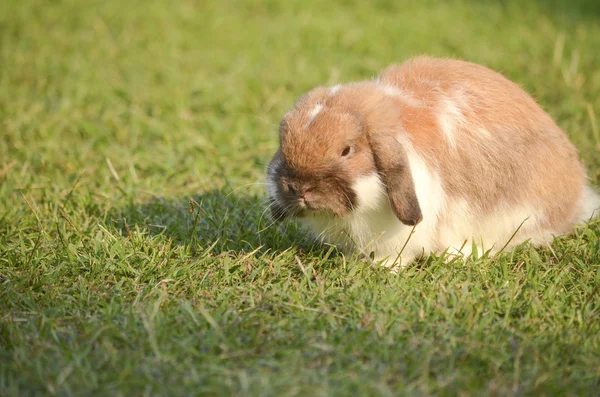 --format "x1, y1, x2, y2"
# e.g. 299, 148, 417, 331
367, 132, 423, 226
